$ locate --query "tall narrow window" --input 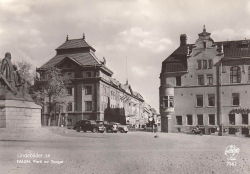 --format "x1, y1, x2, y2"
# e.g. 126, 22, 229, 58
187, 115, 193, 125
229, 114, 235, 125
163, 96, 174, 108
198, 75, 204, 85
203, 60, 207, 69
85, 86, 92, 95
208, 94, 215, 107
232, 93, 240, 106
230, 66, 241, 83
203, 41, 206, 48
67, 87, 73, 96
85, 101, 92, 111
197, 60, 202, 70
176, 116, 182, 125
196, 95, 203, 107
248, 66, 250, 82
207, 74, 213, 85
176, 76, 181, 86
209, 114, 215, 125
208, 59, 213, 69
67, 102, 73, 112
197, 114, 203, 125
242, 114, 248, 124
